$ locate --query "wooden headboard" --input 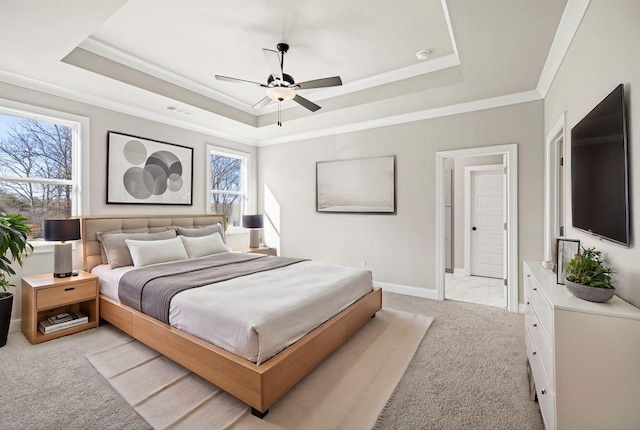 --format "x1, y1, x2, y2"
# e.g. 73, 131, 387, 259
81, 214, 226, 272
